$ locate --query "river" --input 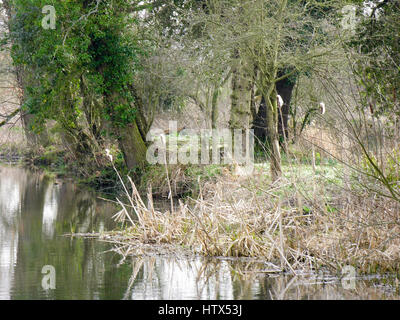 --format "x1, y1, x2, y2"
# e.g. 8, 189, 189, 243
0, 163, 399, 300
